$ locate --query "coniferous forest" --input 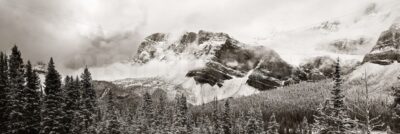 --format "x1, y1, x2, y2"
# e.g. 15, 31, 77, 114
0, 45, 400, 134
2, 1, 400, 134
